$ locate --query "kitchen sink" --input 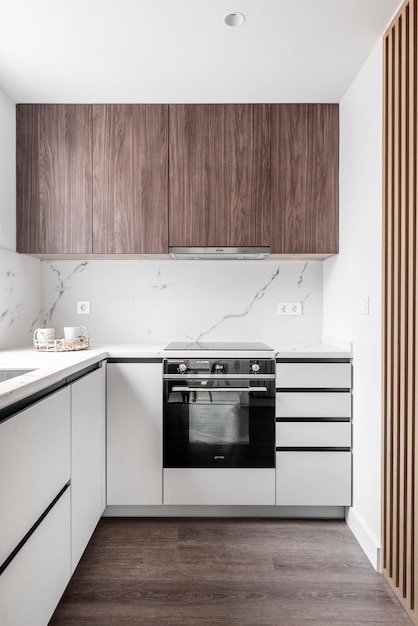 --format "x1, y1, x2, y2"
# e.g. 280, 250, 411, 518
0, 369, 36, 383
